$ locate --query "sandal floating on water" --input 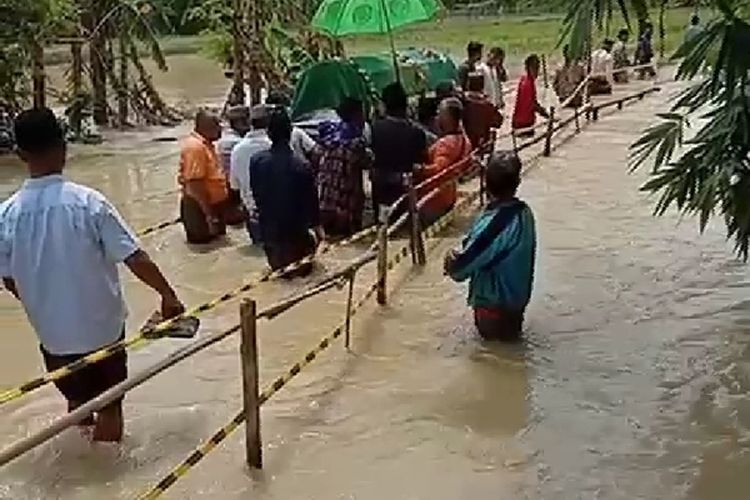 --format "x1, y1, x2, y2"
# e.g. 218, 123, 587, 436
140, 312, 200, 339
